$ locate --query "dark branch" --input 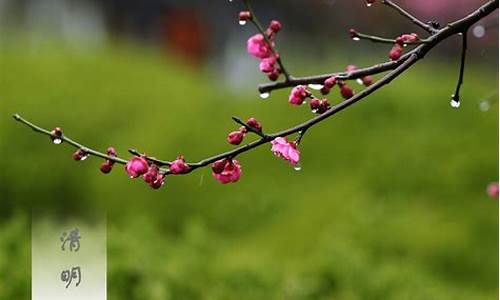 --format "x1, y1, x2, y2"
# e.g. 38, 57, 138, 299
13, 0, 499, 179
